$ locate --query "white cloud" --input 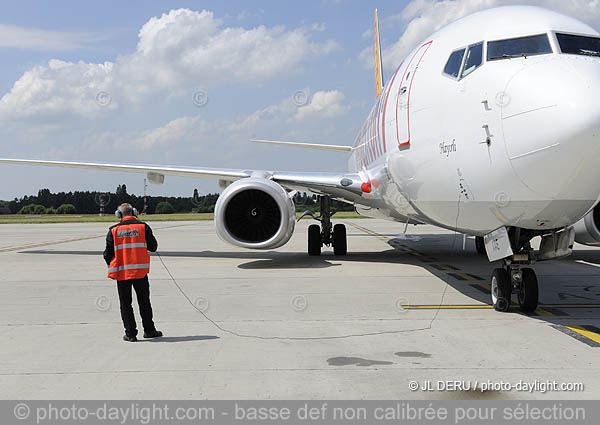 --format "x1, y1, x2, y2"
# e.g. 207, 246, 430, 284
311, 23, 327, 32
70, 89, 348, 159
230, 89, 348, 129
0, 8, 339, 121
130, 116, 204, 150
361, 0, 600, 70
294, 90, 347, 120
0, 59, 116, 120
0, 24, 101, 50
